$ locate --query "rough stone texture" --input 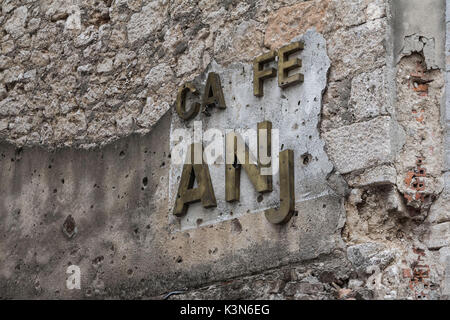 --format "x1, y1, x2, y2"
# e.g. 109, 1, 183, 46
0, 0, 448, 301
347, 242, 396, 274
0, 0, 389, 149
